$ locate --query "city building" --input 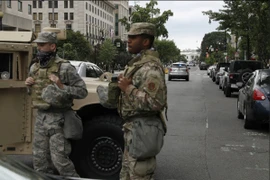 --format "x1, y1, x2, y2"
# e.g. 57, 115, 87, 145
181, 49, 200, 62
0, 0, 32, 31
32, 0, 115, 45
111, 1, 129, 42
